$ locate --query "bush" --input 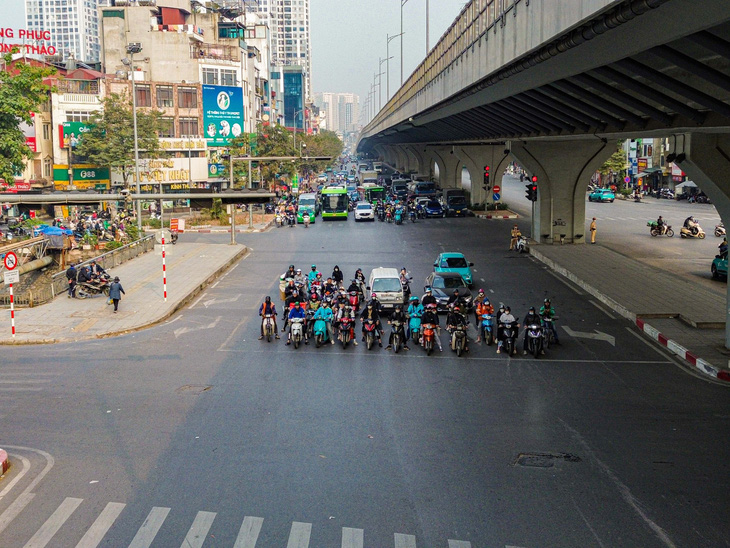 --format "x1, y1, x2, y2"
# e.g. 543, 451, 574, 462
105, 240, 124, 251
486, 202, 509, 211
146, 218, 162, 229
126, 224, 140, 241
